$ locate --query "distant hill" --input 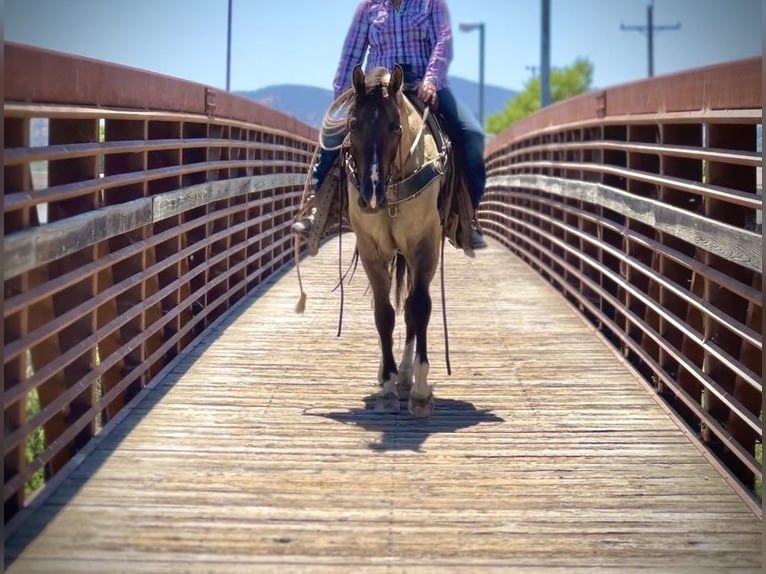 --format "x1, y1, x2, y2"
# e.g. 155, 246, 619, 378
236, 76, 516, 129
238, 85, 334, 129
